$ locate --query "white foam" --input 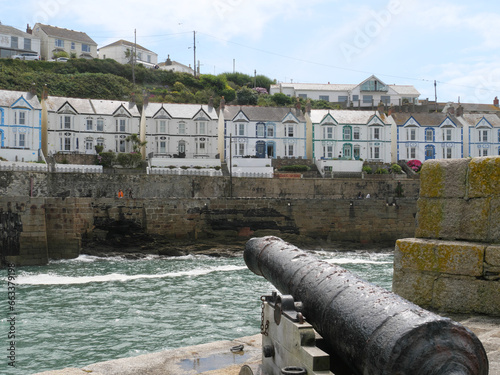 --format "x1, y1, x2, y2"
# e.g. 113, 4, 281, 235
324, 258, 393, 265
16, 265, 247, 285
